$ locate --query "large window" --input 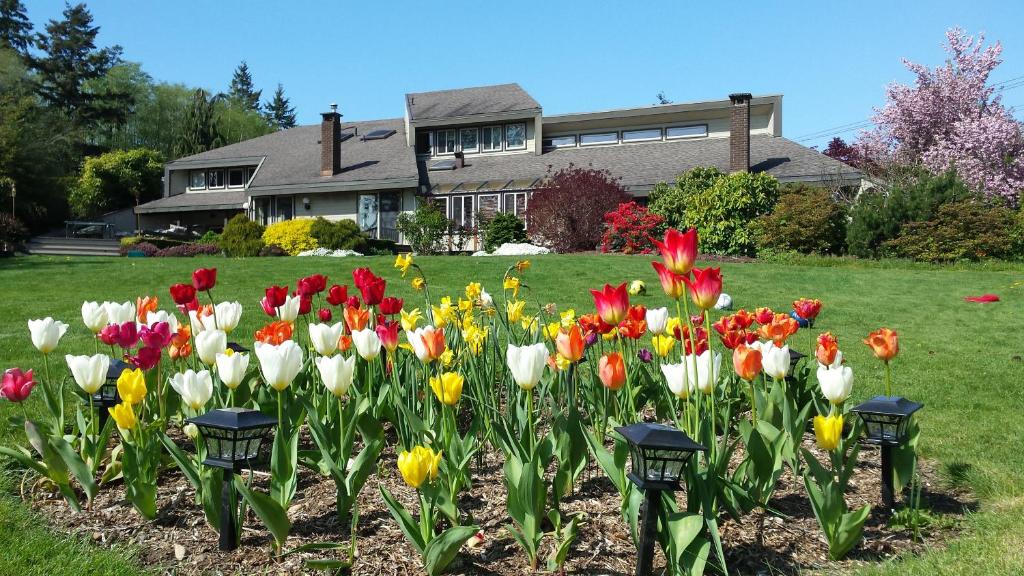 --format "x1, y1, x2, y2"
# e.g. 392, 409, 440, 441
504, 192, 528, 218
482, 126, 502, 151
358, 194, 378, 236
435, 129, 457, 154
666, 125, 708, 139
543, 135, 577, 149
580, 132, 618, 146
622, 128, 662, 142
459, 128, 479, 153
450, 195, 474, 229
251, 195, 293, 226
228, 168, 245, 188
207, 169, 225, 189
478, 194, 500, 222
505, 123, 526, 150
190, 170, 206, 190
